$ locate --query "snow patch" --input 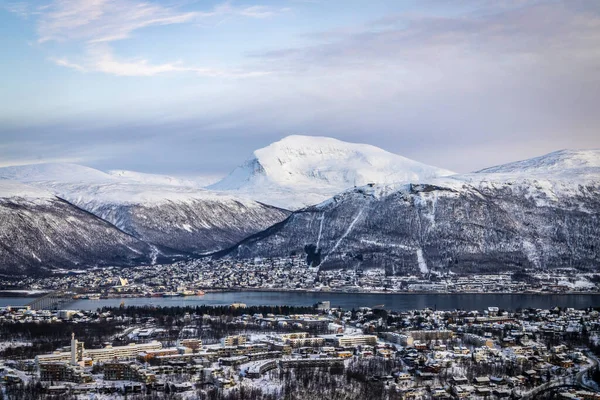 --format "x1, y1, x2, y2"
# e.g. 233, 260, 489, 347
321, 208, 365, 266
416, 248, 429, 274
